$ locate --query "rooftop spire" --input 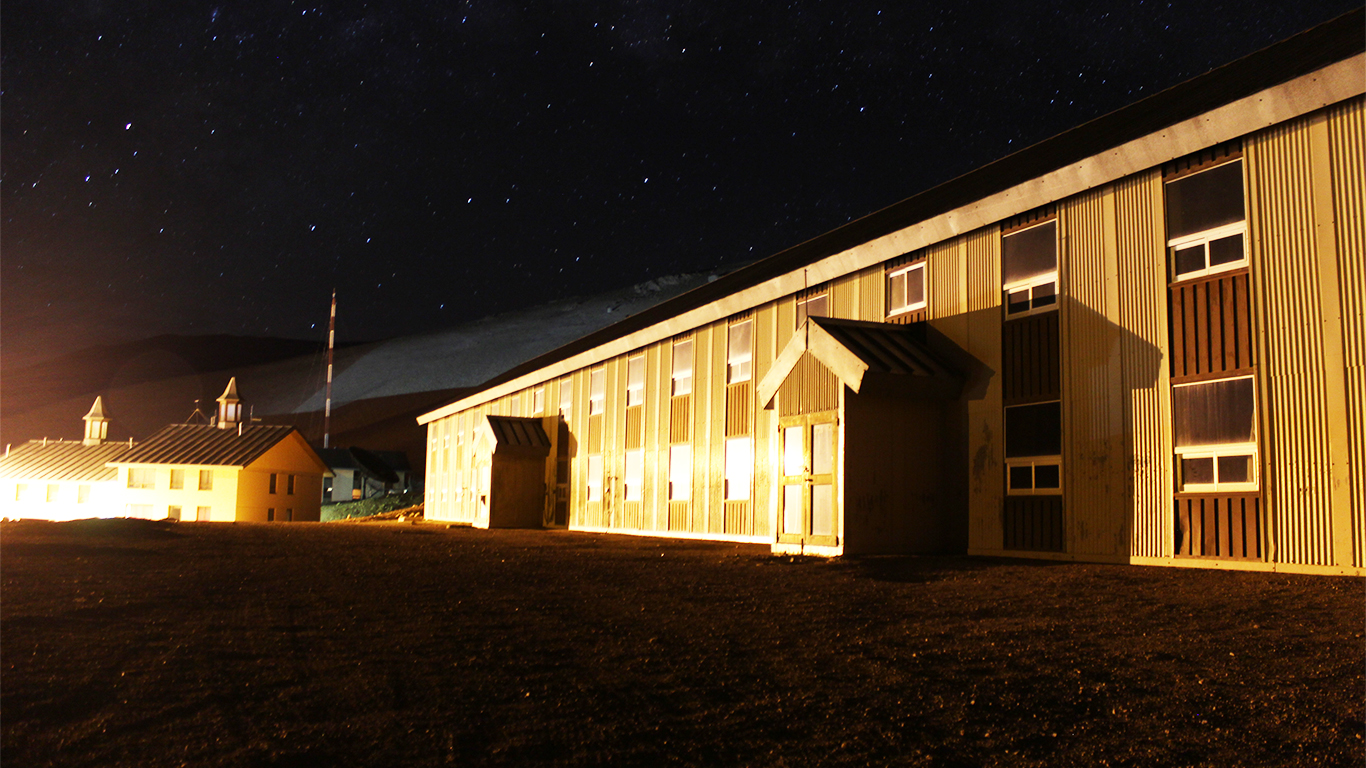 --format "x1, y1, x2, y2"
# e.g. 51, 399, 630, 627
82, 396, 110, 445
216, 377, 243, 430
